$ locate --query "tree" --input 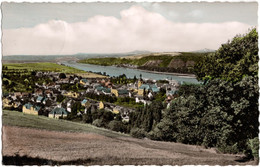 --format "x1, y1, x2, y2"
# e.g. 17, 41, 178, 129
194, 28, 258, 82
133, 75, 137, 82
59, 73, 66, 79
82, 108, 93, 124
108, 120, 127, 132
71, 101, 82, 116
56, 94, 66, 103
